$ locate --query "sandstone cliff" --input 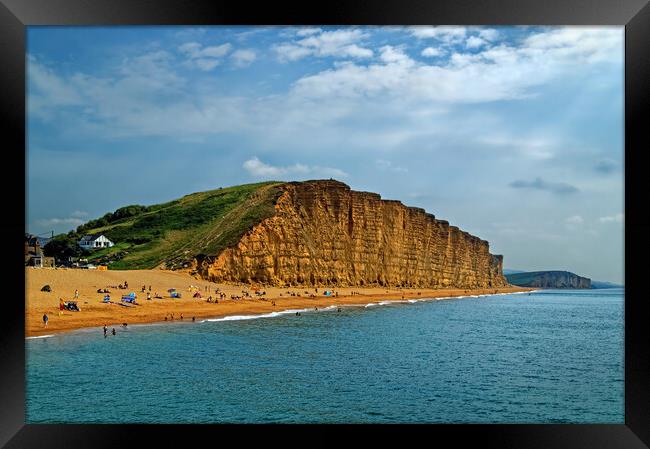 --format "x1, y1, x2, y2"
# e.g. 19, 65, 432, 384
194, 180, 508, 288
